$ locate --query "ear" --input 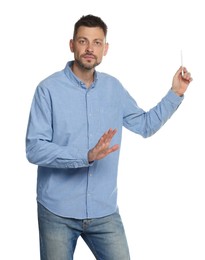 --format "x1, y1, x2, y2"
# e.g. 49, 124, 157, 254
103, 42, 109, 56
69, 39, 74, 53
